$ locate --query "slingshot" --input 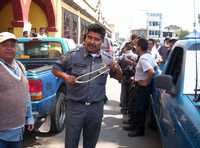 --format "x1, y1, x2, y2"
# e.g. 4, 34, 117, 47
75, 63, 110, 84
75, 50, 114, 84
